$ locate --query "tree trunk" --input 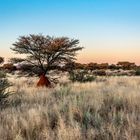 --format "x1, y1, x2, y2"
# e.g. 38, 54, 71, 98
37, 73, 51, 87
